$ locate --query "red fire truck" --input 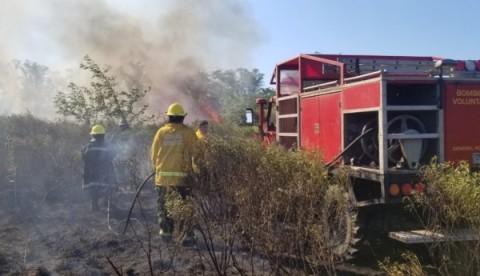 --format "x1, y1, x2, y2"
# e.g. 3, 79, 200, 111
253, 53, 480, 258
